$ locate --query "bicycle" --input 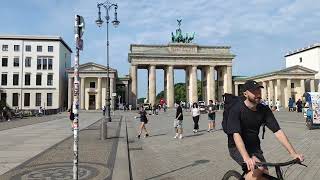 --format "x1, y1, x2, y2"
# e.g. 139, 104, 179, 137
222, 158, 307, 180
